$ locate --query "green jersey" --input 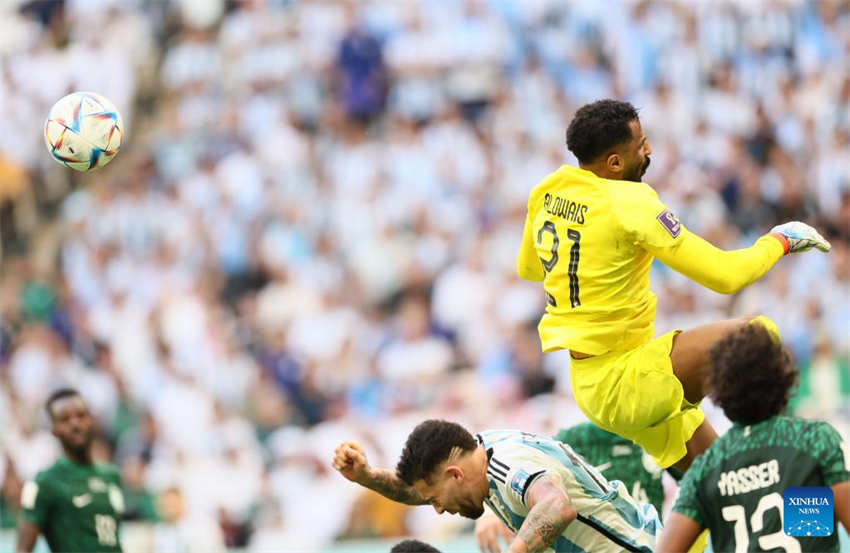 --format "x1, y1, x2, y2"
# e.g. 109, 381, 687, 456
21, 457, 124, 552
554, 422, 664, 513
674, 416, 850, 553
